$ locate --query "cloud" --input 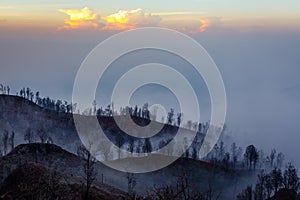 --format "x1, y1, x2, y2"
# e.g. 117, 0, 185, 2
102, 8, 161, 31
57, 7, 213, 34
58, 7, 102, 30
180, 19, 210, 34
